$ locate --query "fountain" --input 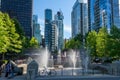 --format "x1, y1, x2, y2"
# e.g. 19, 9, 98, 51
57, 49, 62, 64
84, 55, 89, 72
36, 47, 50, 68
69, 50, 77, 68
